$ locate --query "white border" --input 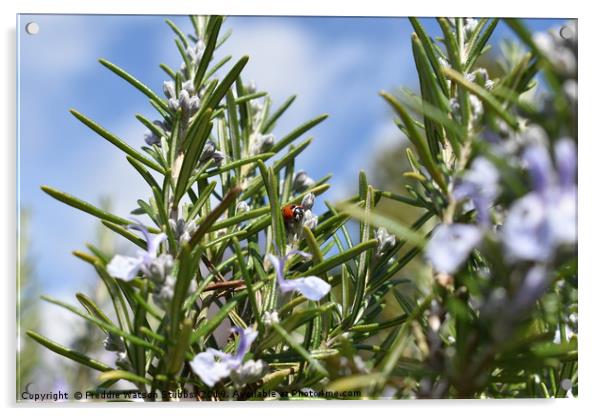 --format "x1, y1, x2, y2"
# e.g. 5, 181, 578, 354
2, 0, 599, 415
